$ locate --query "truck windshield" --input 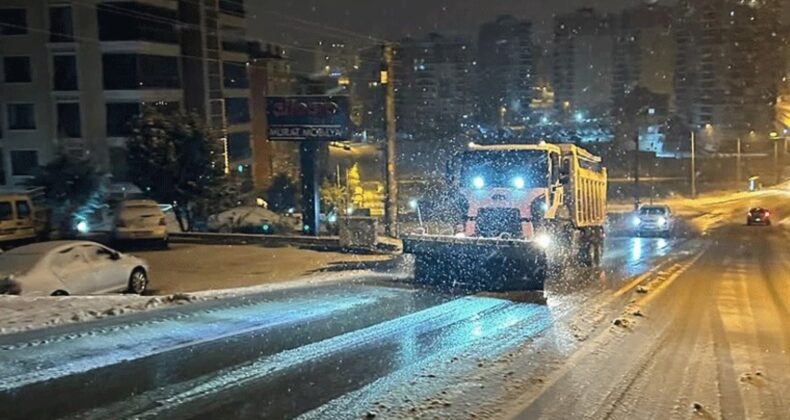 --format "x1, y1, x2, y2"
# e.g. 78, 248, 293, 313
461, 150, 549, 189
